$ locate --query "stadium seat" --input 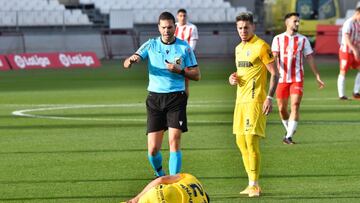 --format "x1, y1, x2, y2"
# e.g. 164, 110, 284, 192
0, 12, 17, 26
